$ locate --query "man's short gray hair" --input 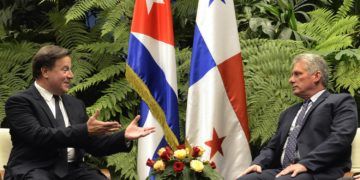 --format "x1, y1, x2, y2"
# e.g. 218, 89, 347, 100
292, 53, 329, 87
